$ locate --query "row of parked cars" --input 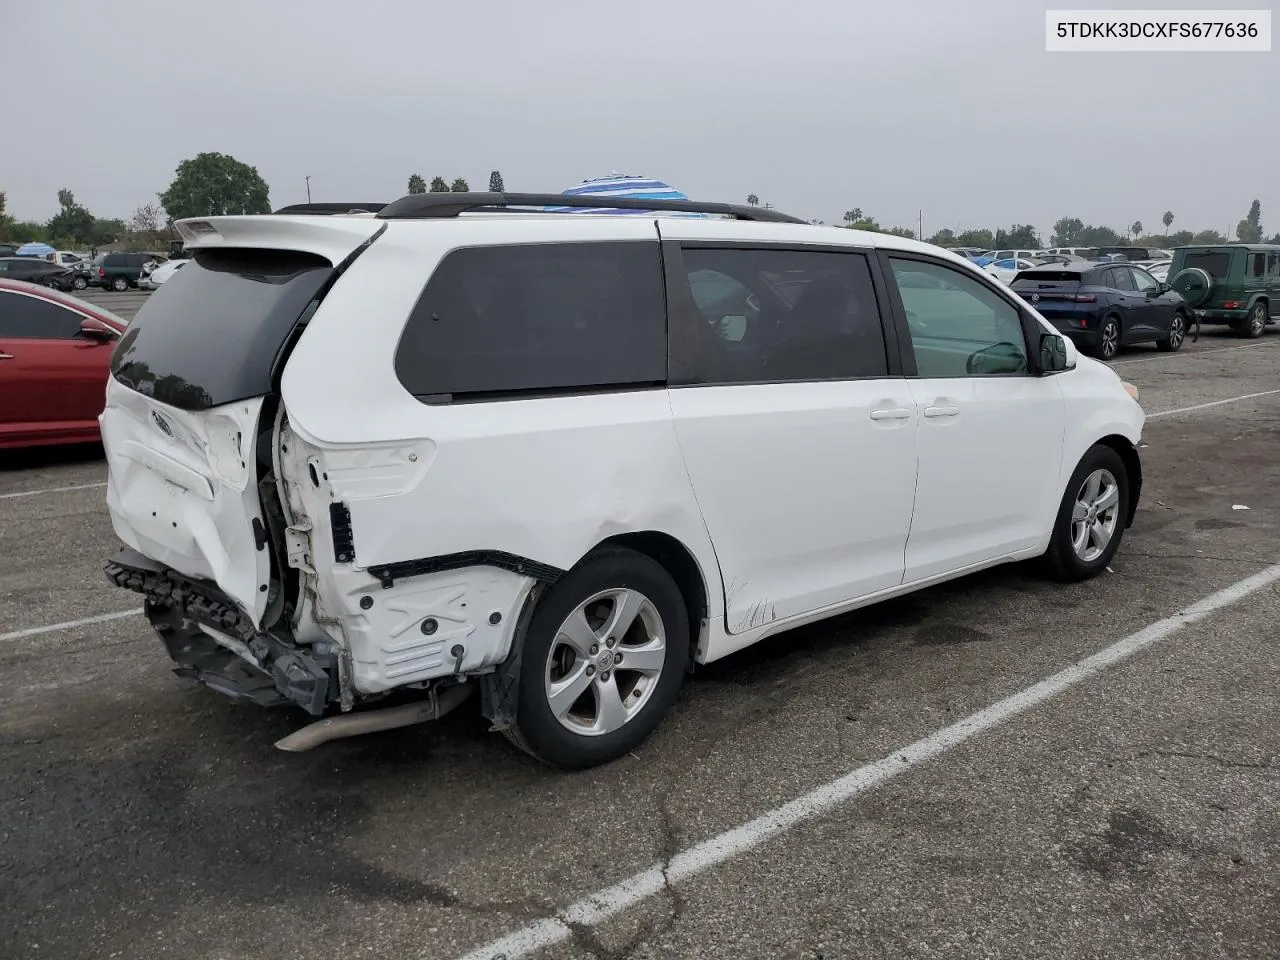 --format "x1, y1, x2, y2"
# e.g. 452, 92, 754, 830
995, 242, 1280, 359
0, 246, 187, 293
